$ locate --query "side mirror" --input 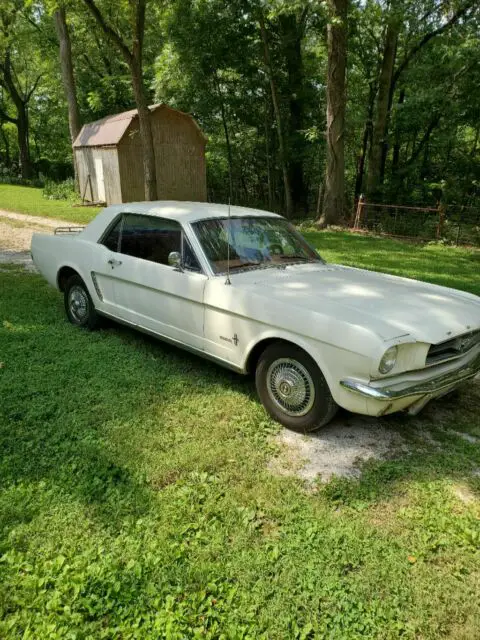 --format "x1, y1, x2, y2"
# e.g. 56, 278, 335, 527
168, 251, 182, 270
